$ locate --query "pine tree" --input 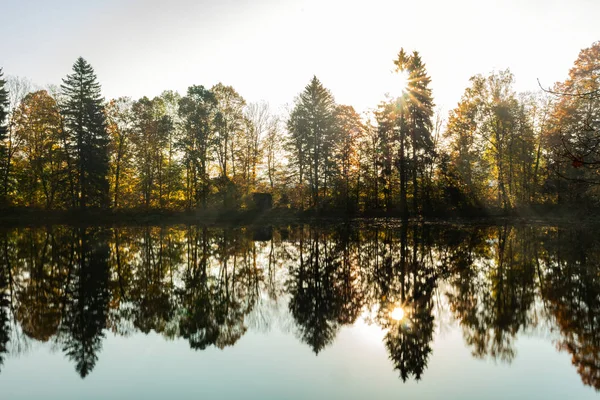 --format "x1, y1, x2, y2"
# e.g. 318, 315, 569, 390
60, 58, 109, 209
0, 69, 7, 140
287, 76, 337, 209
394, 50, 435, 215
0, 69, 9, 206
